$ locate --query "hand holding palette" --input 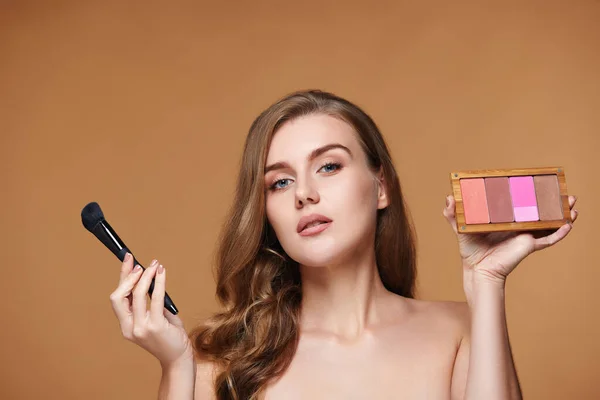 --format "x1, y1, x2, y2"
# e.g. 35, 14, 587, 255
450, 167, 572, 234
